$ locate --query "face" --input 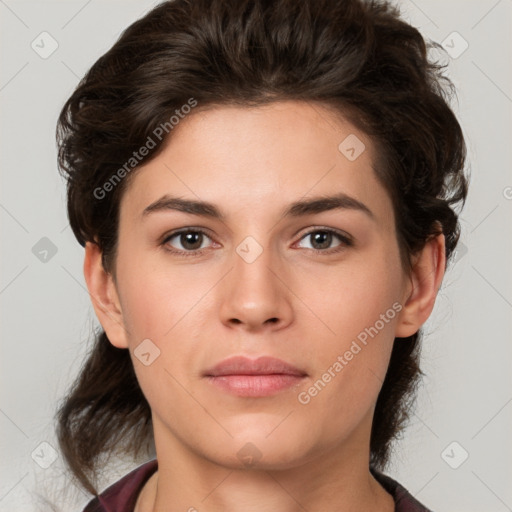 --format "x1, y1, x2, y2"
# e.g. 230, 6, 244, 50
104, 101, 414, 470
